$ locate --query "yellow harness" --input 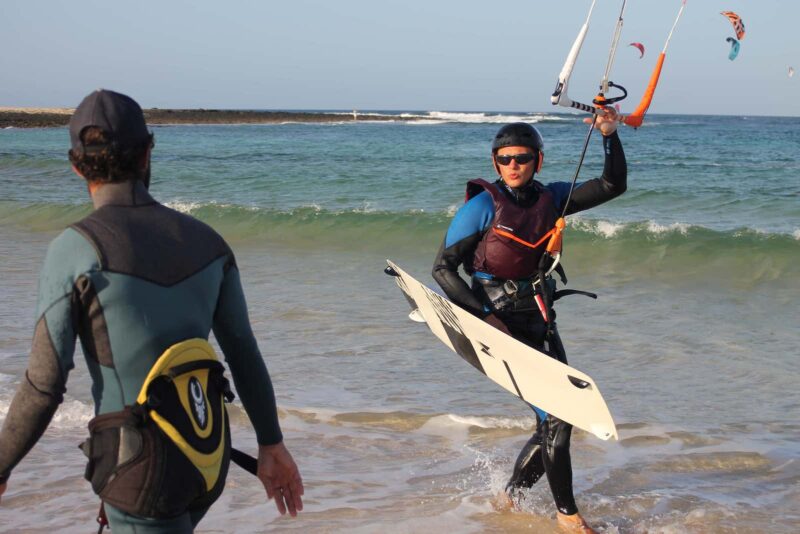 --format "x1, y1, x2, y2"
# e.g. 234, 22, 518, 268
136, 338, 229, 490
